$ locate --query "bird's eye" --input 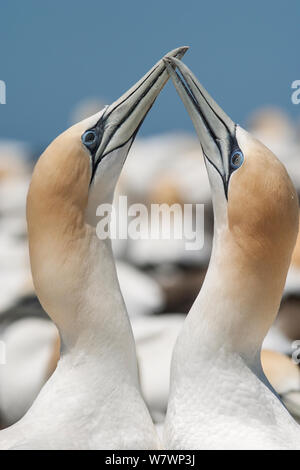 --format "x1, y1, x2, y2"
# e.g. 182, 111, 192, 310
230, 150, 244, 170
81, 130, 97, 148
